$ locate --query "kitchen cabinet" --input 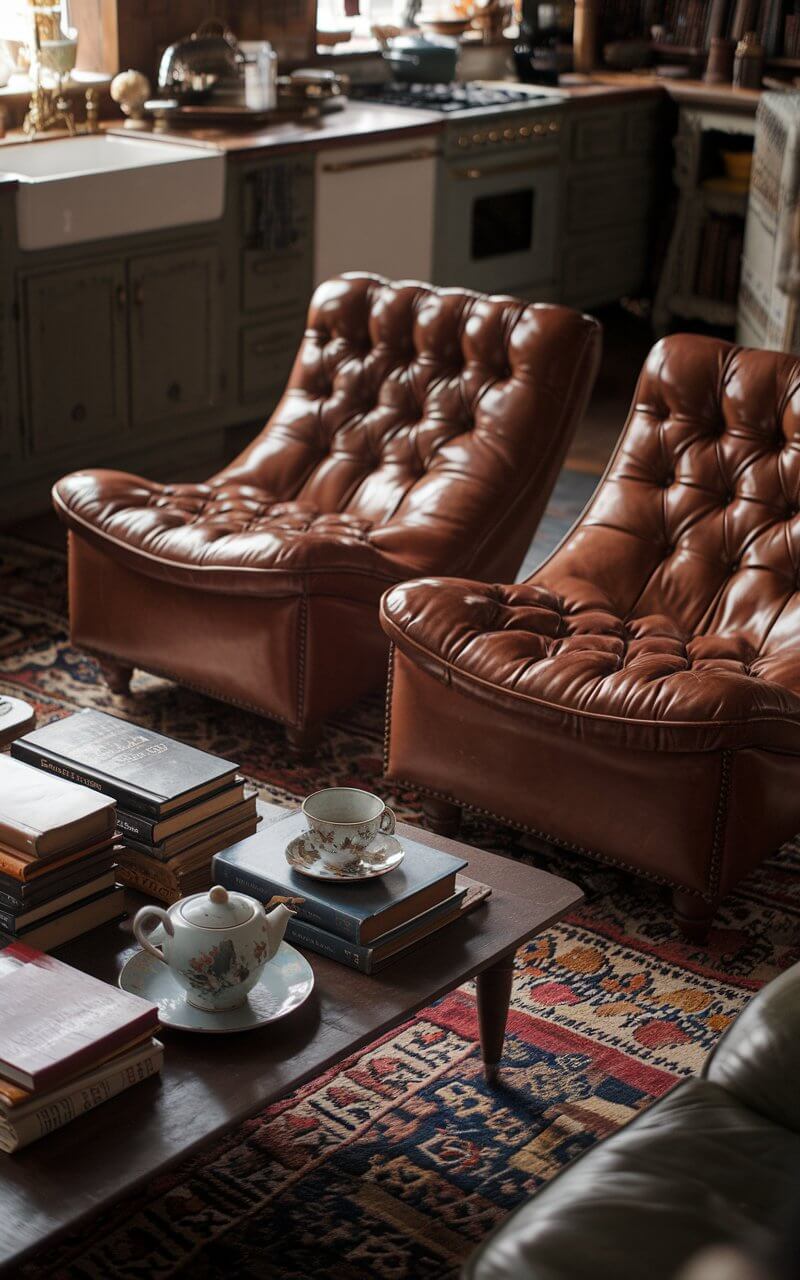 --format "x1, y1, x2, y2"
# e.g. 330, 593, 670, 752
129, 247, 221, 427
560, 99, 664, 310
22, 262, 129, 456
314, 140, 438, 285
